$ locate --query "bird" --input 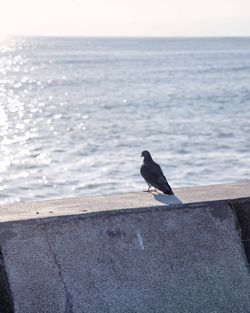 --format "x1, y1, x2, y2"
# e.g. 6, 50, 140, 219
140, 150, 174, 195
